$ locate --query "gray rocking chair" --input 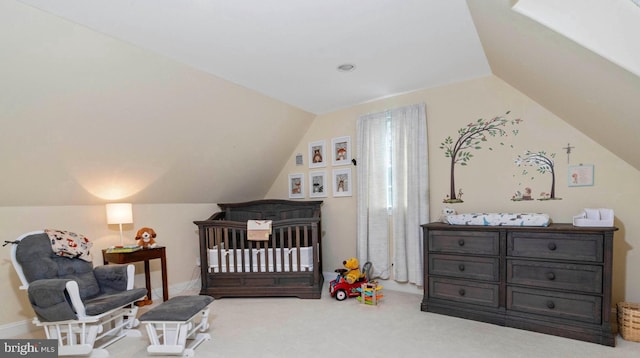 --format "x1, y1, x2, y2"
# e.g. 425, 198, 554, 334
10, 230, 148, 357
